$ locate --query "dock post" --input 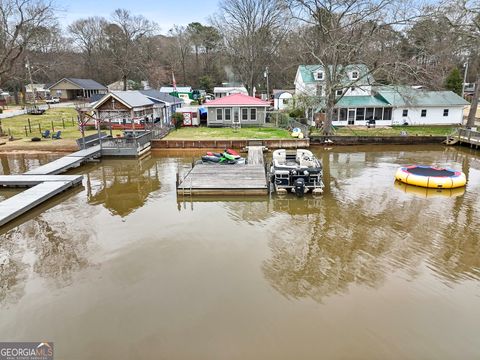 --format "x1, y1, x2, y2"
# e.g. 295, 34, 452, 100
38, 123, 41, 133
51, 120, 54, 131
24, 125, 28, 137
28, 118, 31, 133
